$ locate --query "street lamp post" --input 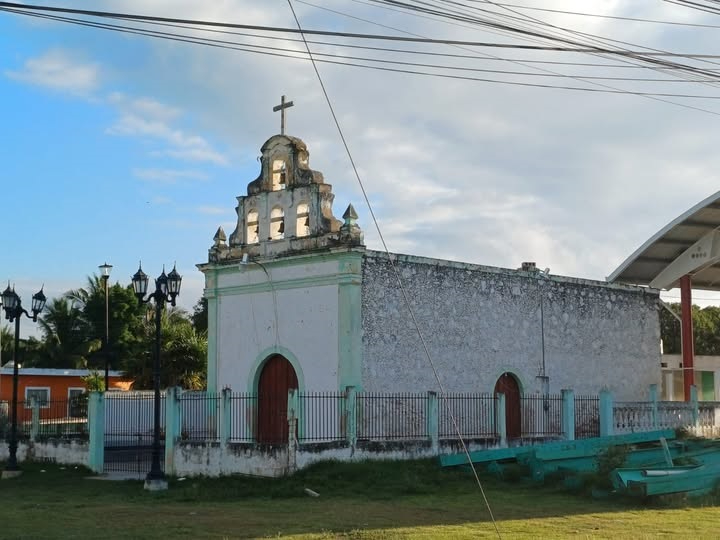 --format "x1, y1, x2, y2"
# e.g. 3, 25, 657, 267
1, 284, 46, 478
99, 263, 113, 391
131, 263, 181, 491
